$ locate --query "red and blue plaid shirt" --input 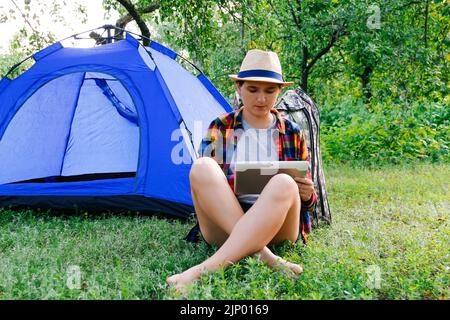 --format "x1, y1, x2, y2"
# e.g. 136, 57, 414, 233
199, 107, 317, 242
